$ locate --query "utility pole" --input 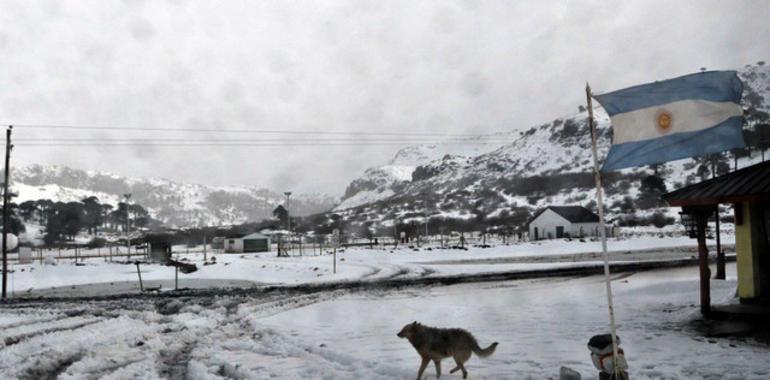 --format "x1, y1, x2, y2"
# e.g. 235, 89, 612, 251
124, 193, 132, 259
284, 191, 292, 252
2, 126, 12, 301
203, 232, 207, 262
424, 198, 429, 247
